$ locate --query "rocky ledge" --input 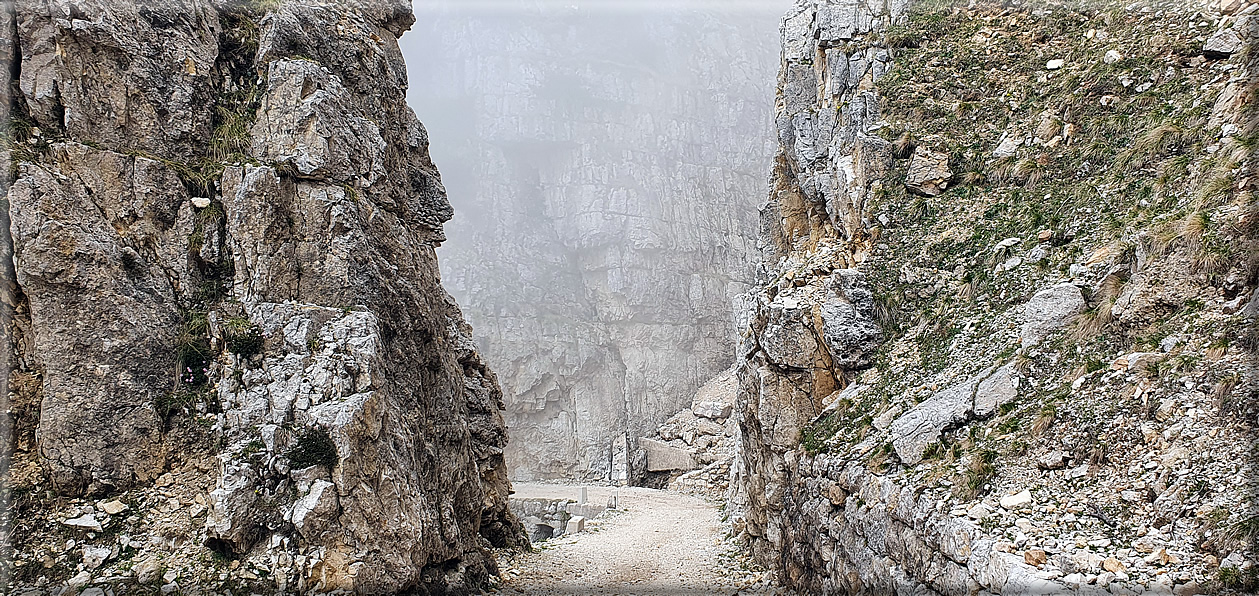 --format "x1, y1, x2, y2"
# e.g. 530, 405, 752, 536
731, 0, 1259, 594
